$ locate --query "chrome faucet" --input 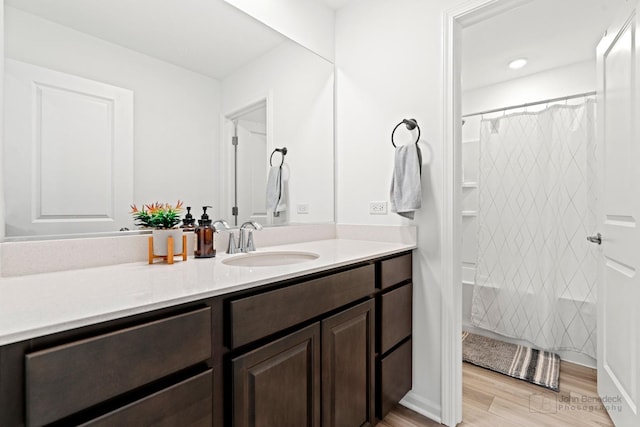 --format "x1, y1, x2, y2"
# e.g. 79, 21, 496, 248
212, 219, 230, 231
238, 221, 263, 253
227, 233, 239, 254
203, 219, 232, 254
